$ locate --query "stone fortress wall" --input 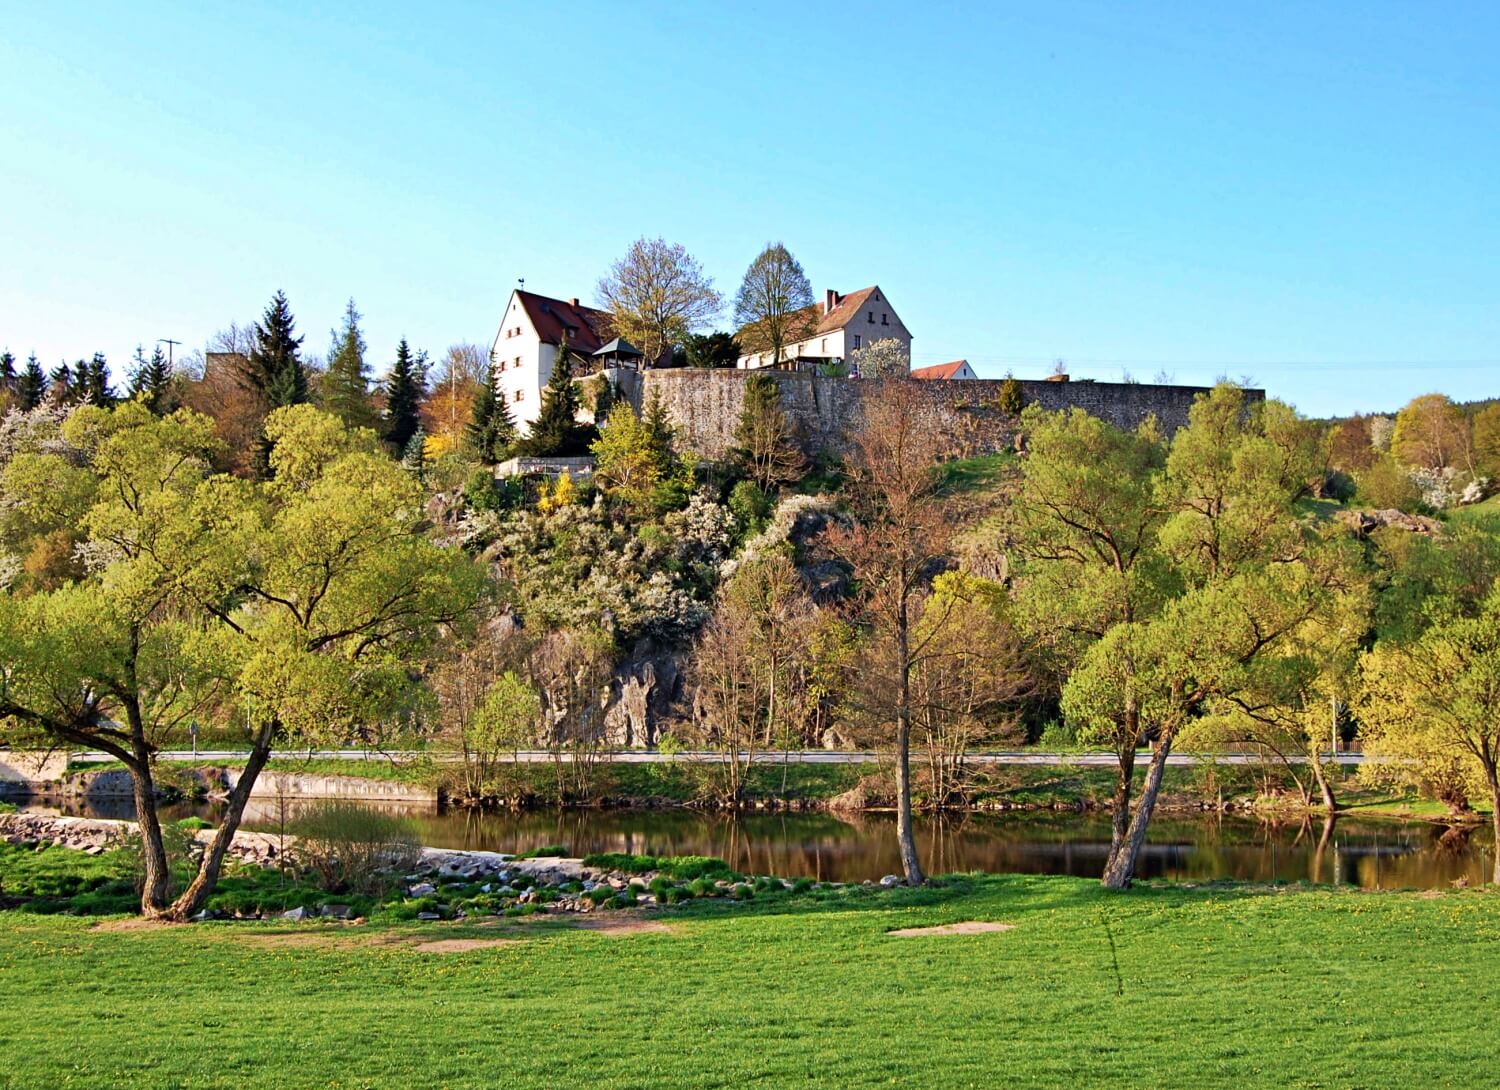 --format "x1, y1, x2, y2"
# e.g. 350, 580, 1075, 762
616, 369, 1259, 460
